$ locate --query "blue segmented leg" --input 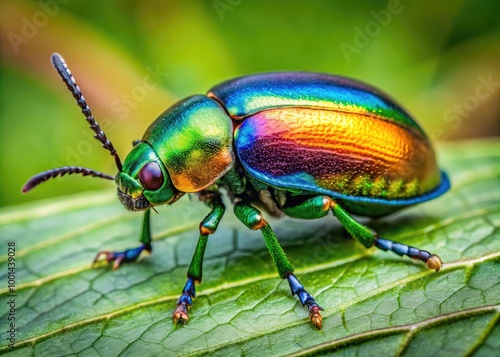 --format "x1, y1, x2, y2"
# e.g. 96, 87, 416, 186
93, 208, 152, 269
326, 199, 442, 271
287, 273, 324, 328
172, 277, 197, 324
374, 238, 442, 270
